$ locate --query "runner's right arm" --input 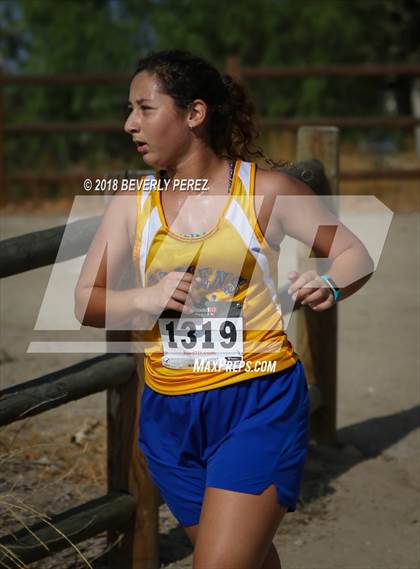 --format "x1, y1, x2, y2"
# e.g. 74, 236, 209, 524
74, 193, 195, 328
